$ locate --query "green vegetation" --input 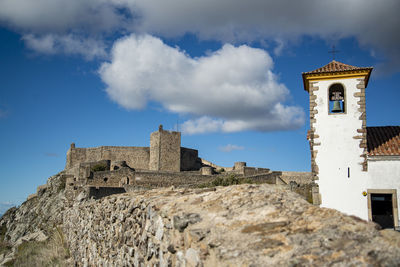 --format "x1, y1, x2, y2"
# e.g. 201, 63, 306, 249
216, 168, 225, 174
0, 224, 6, 239
57, 176, 66, 193
57, 181, 66, 193
3, 259, 14, 266
306, 194, 313, 204
91, 163, 108, 172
